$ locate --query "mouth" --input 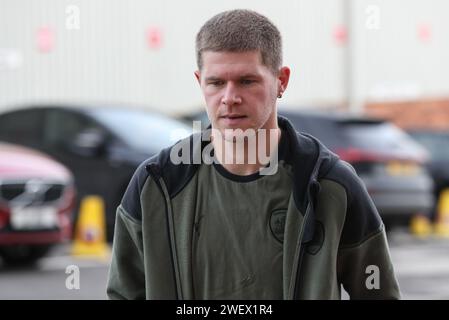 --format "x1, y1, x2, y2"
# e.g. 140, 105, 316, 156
220, 114, 247, 120
219, 114, 248, 126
